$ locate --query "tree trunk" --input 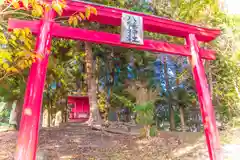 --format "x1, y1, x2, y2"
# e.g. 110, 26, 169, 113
145, 125, 151, 138
176, 60, 186, 132
206, 61, 213, 99
105, 52, 114, 122
49, 97, 53, 127
169, 106, 175, 131
64, 108, 67, 123
179, 105, 186, 132
16, 99, 23, 130
47, 108, 50, 127
9, 100, 17, 130
163, 56, 175, 131
47, 92, 51, 127
39, 106, 43, 129
85, 42, 102, 128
